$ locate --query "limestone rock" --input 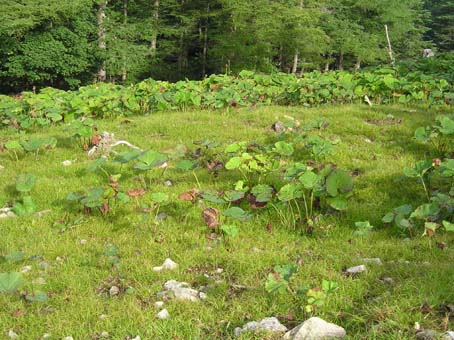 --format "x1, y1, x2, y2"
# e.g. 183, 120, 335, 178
283, 317, 346, 340
234, 317, 287, 337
